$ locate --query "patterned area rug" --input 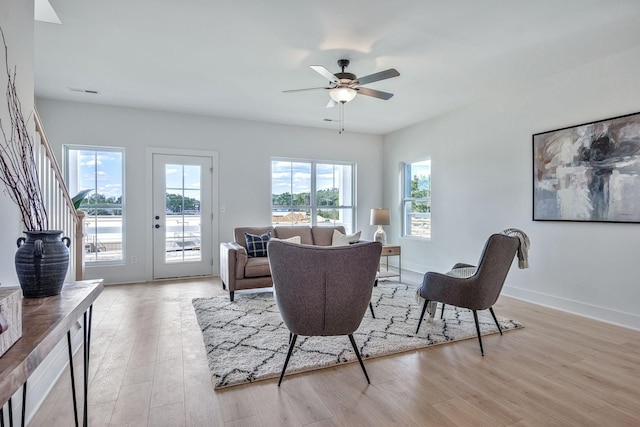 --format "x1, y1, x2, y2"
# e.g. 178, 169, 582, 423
192, 284, 522, 389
